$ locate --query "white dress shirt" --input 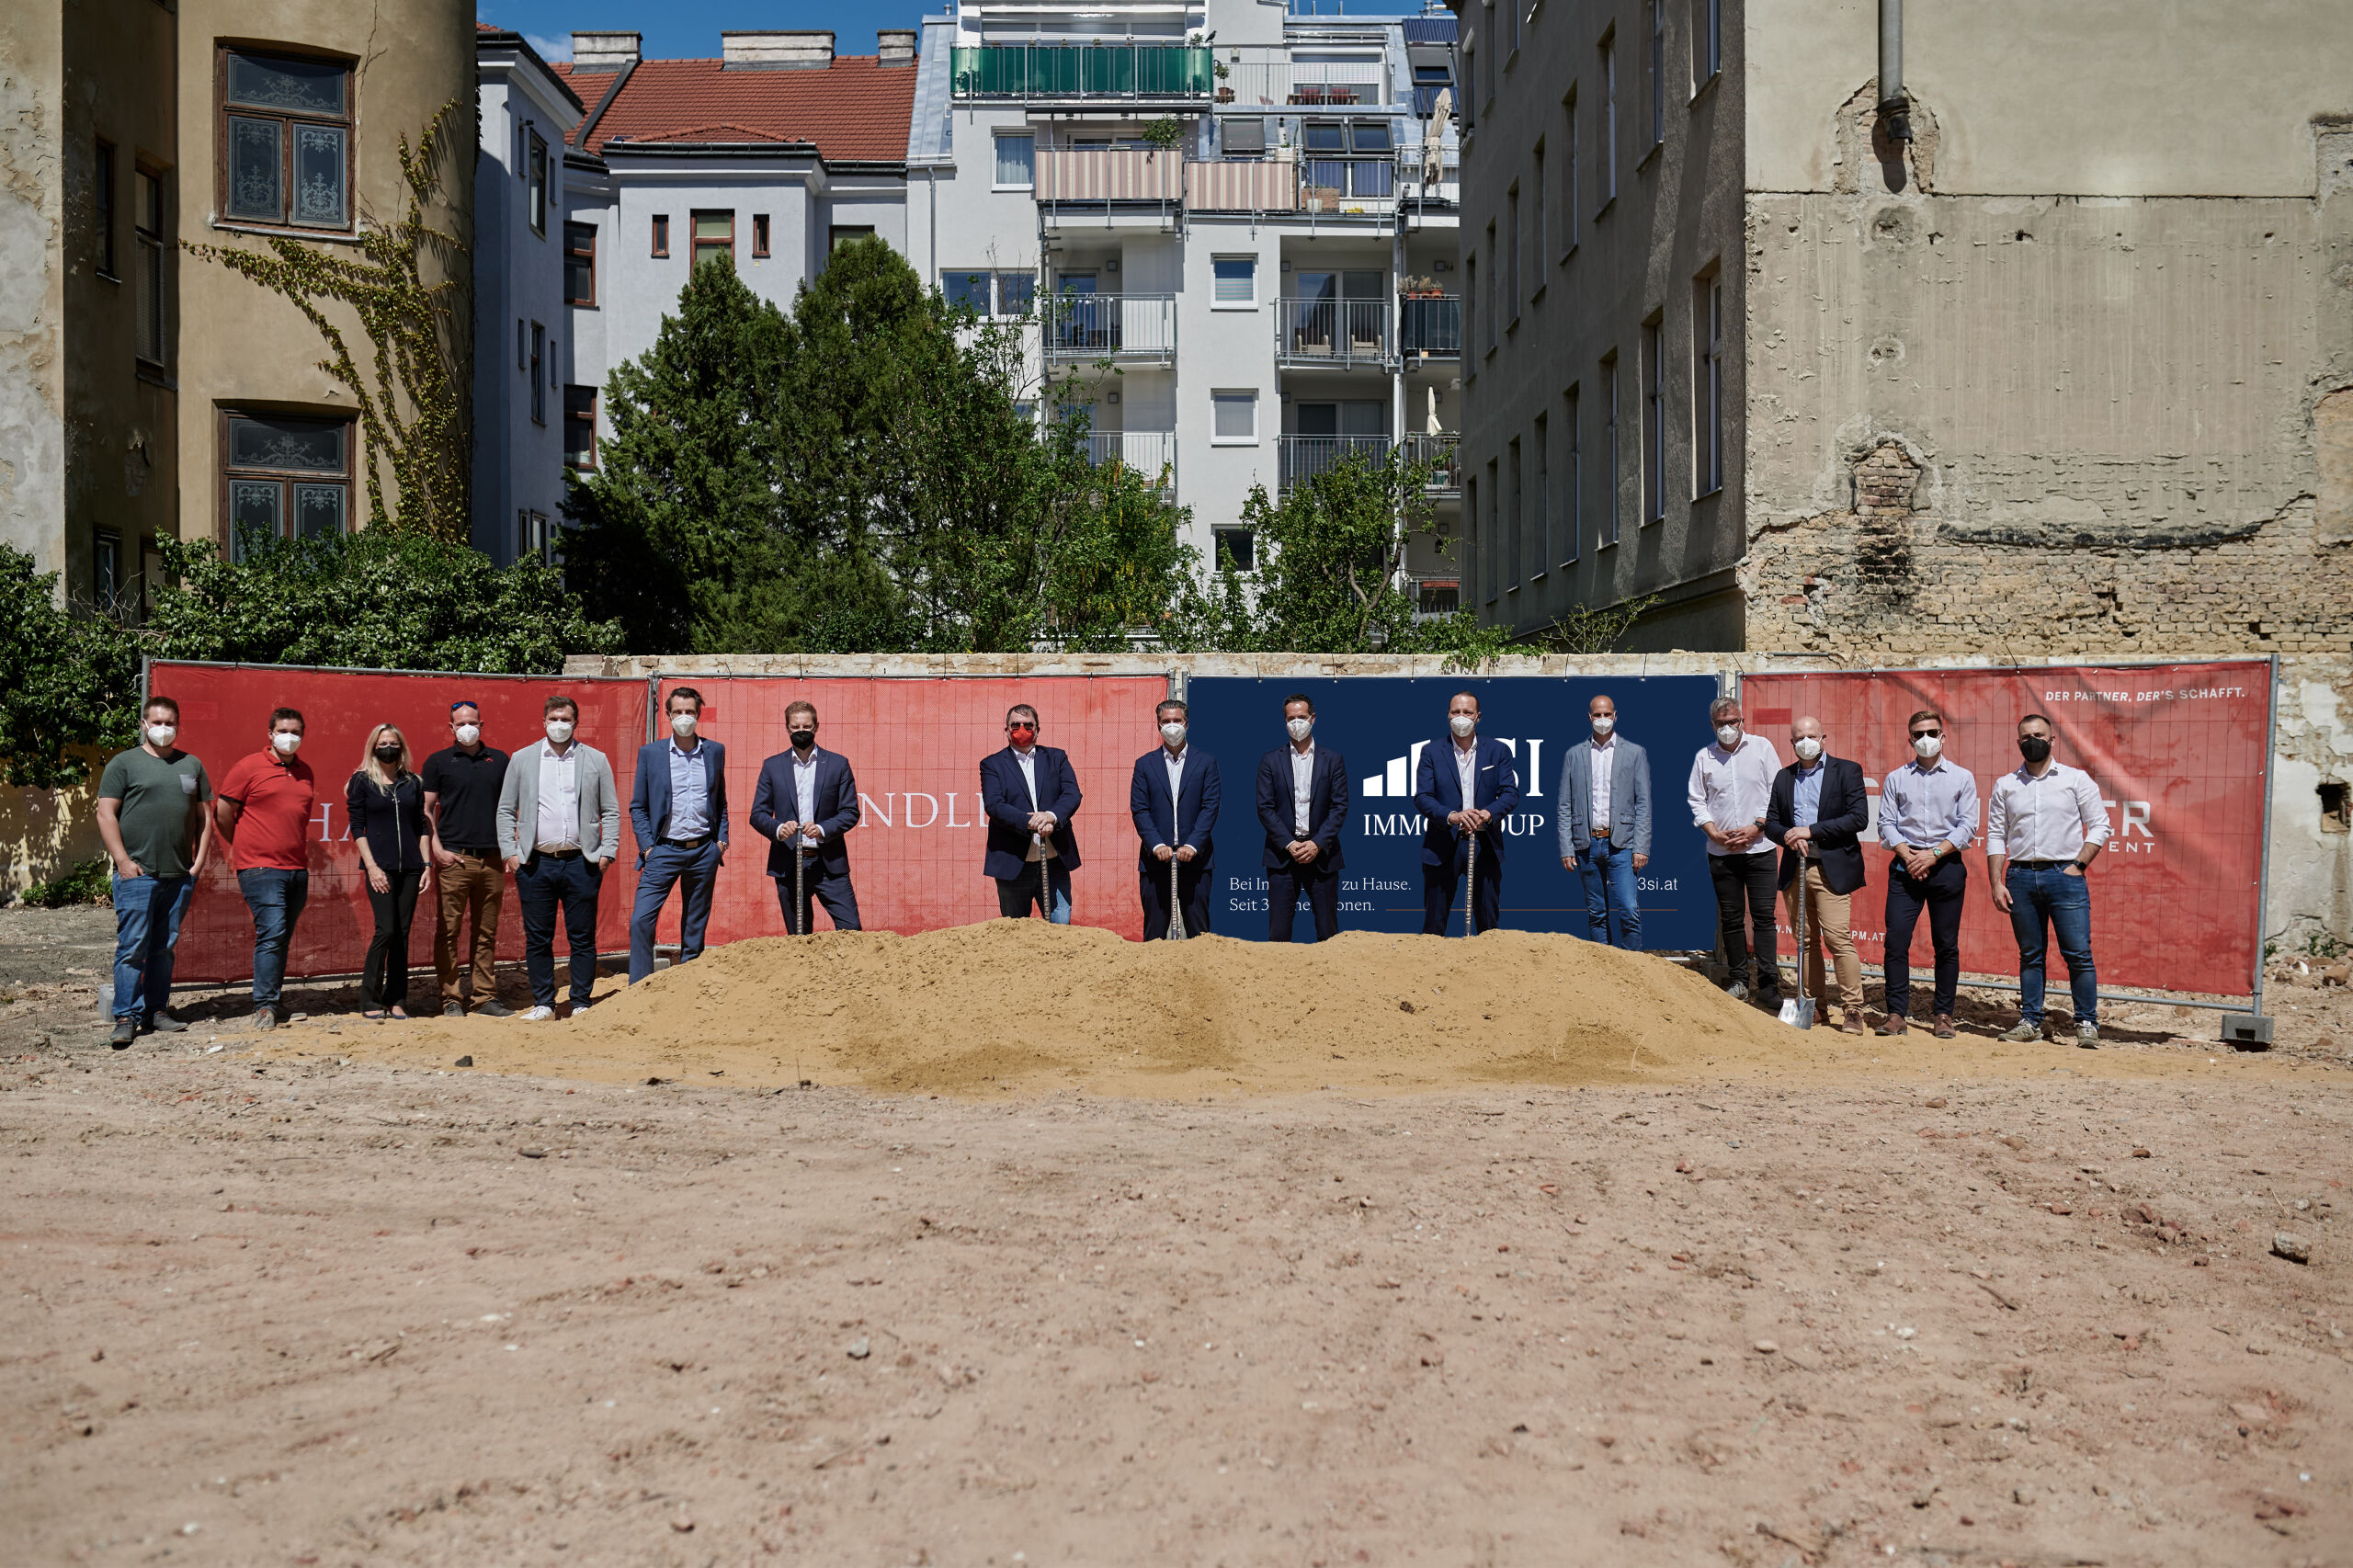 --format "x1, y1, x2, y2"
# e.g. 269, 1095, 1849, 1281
791, 747, 822, 844
1014, 747, 1056, 861
1158, 745, 1188, 847
1587, 734, 1615, 831
535, 742, 580, 852
1452, 739, 1478, 812
1687, 733, 1779, 857
1290, 743, 1316, 837
1986, 760, 2111, 862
